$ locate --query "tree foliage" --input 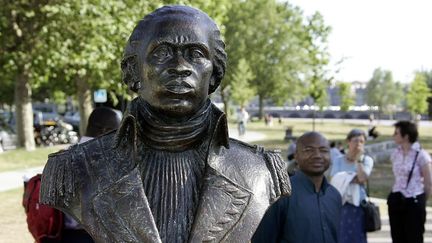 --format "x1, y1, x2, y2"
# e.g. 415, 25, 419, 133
0, 0, 67, 149
229, 59, 256, 107
417, 70, 432, 117
1, 0, 332, 147
337, 82, 354, 112
406, 72, 431, 116
366, 68, 403, 116
223, 0, 331, 118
